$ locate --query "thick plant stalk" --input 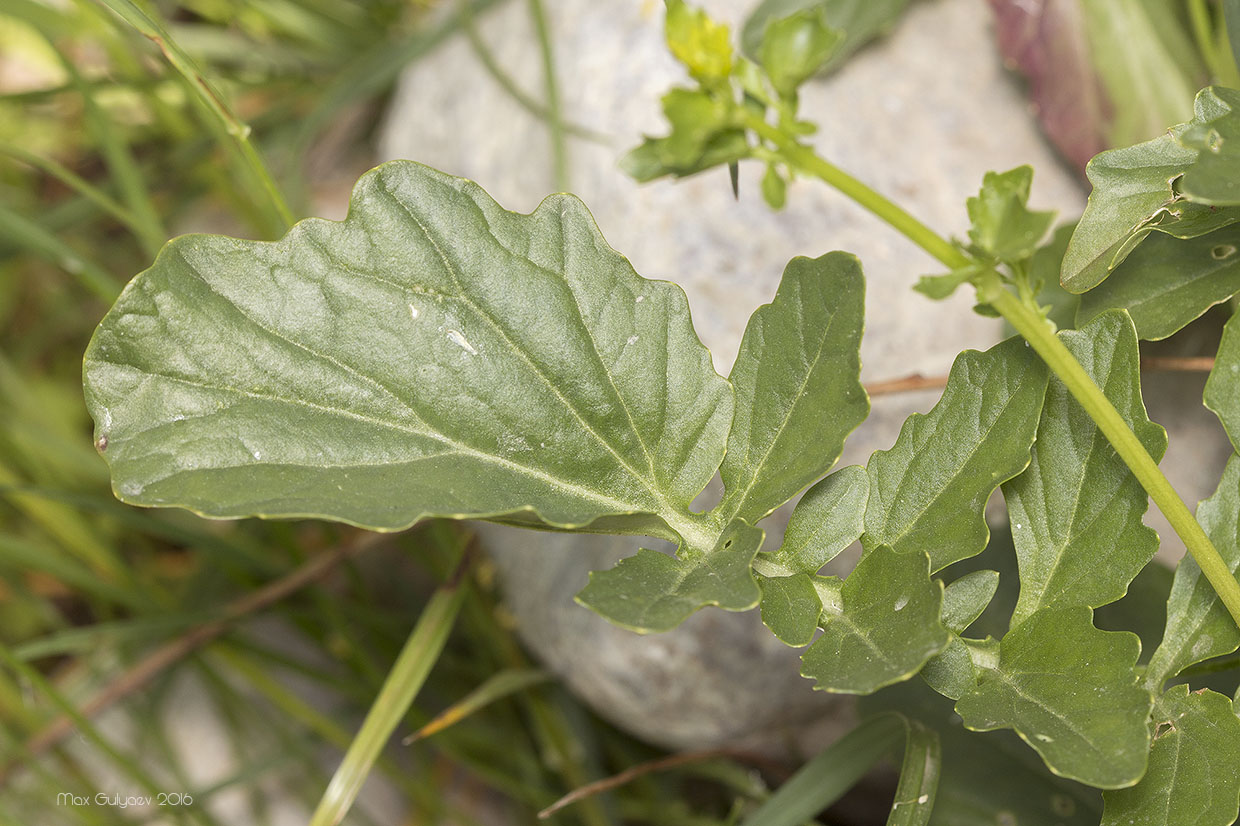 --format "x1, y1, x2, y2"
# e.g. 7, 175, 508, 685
747, 117, 1240, 632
